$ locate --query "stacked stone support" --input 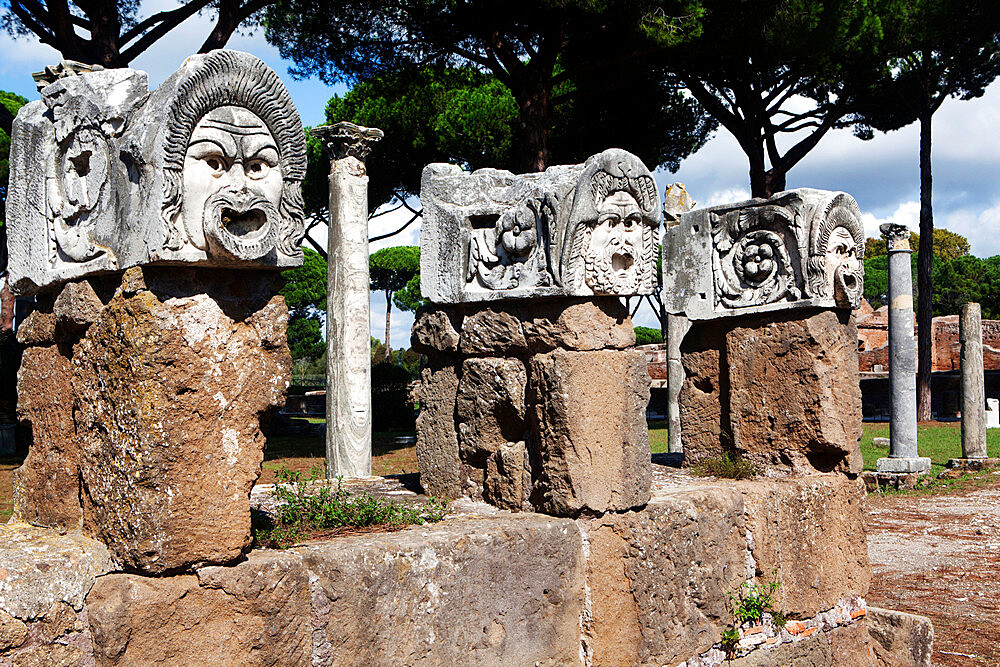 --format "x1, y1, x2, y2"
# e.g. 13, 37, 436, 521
413, 298, 651, 515
13, 267, 291, 573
